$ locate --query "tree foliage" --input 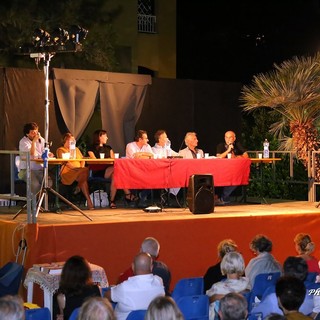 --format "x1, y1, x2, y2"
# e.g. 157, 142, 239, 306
0, 0, 121, 70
